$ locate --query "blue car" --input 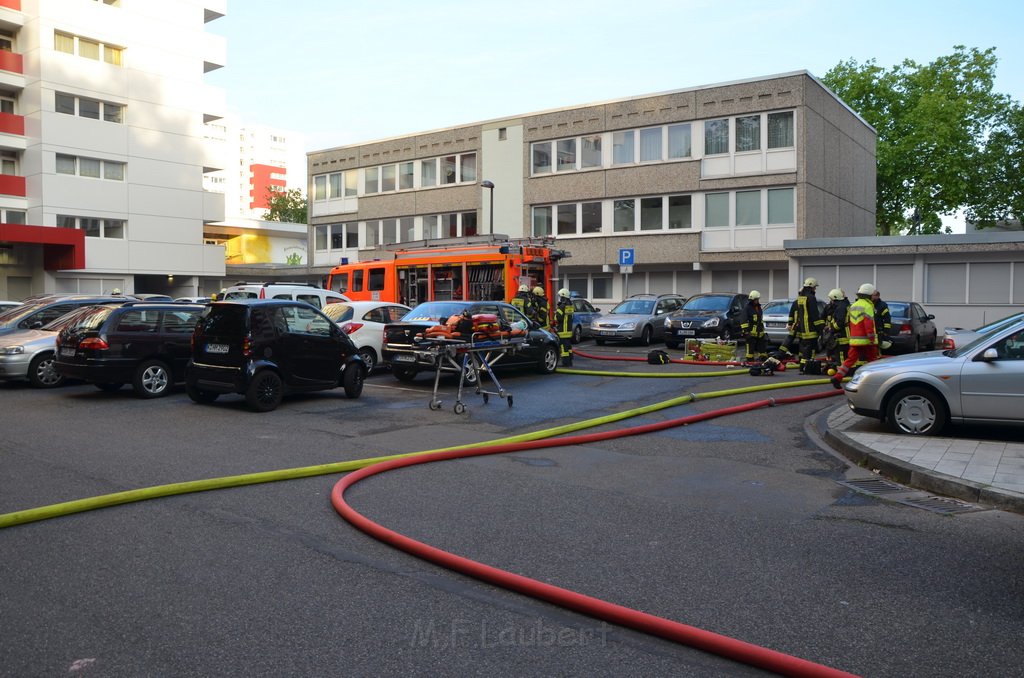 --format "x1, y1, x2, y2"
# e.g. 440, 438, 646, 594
569, 296, 602, 343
